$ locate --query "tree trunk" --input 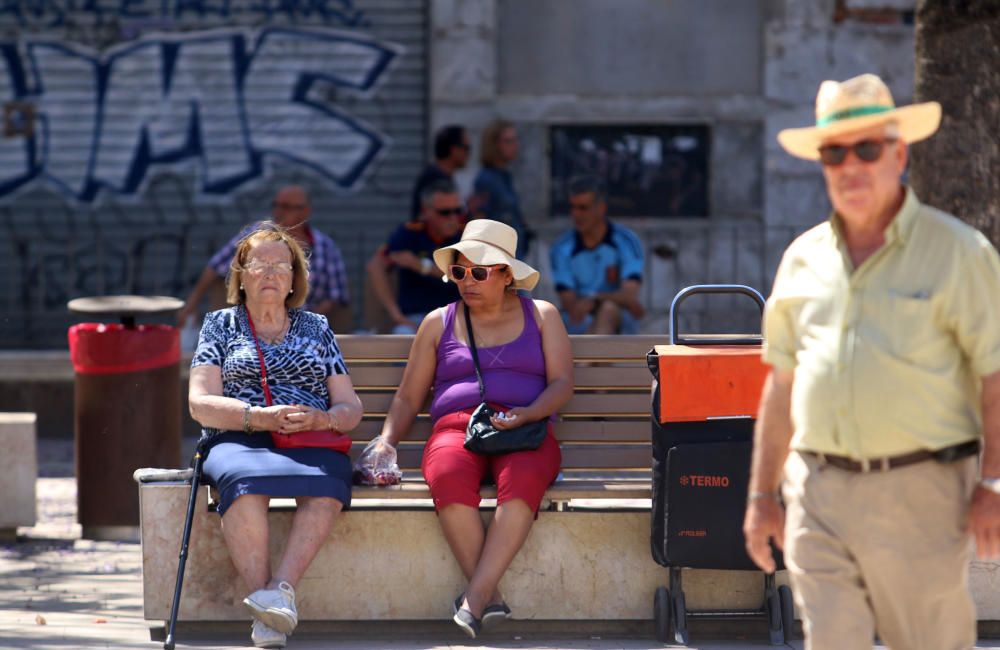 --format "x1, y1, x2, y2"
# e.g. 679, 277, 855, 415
910, 0, 1000, 248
